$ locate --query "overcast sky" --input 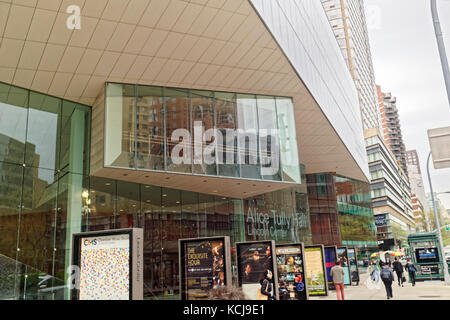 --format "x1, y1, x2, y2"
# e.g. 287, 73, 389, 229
364, 0, 450, 209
